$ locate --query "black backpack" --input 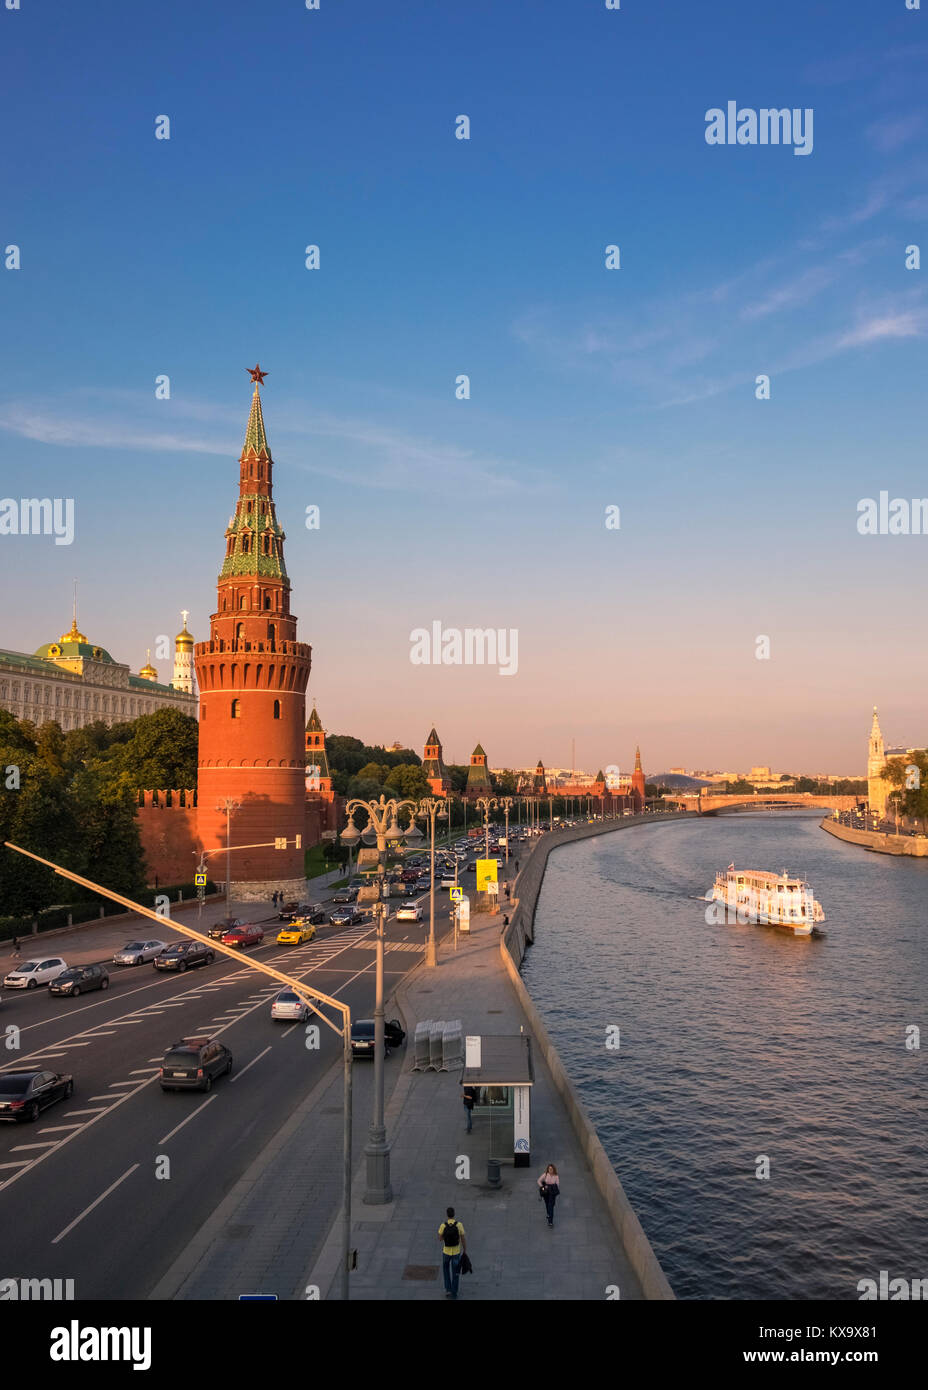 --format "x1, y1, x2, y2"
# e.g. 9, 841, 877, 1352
442, 1220, 459, 1246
